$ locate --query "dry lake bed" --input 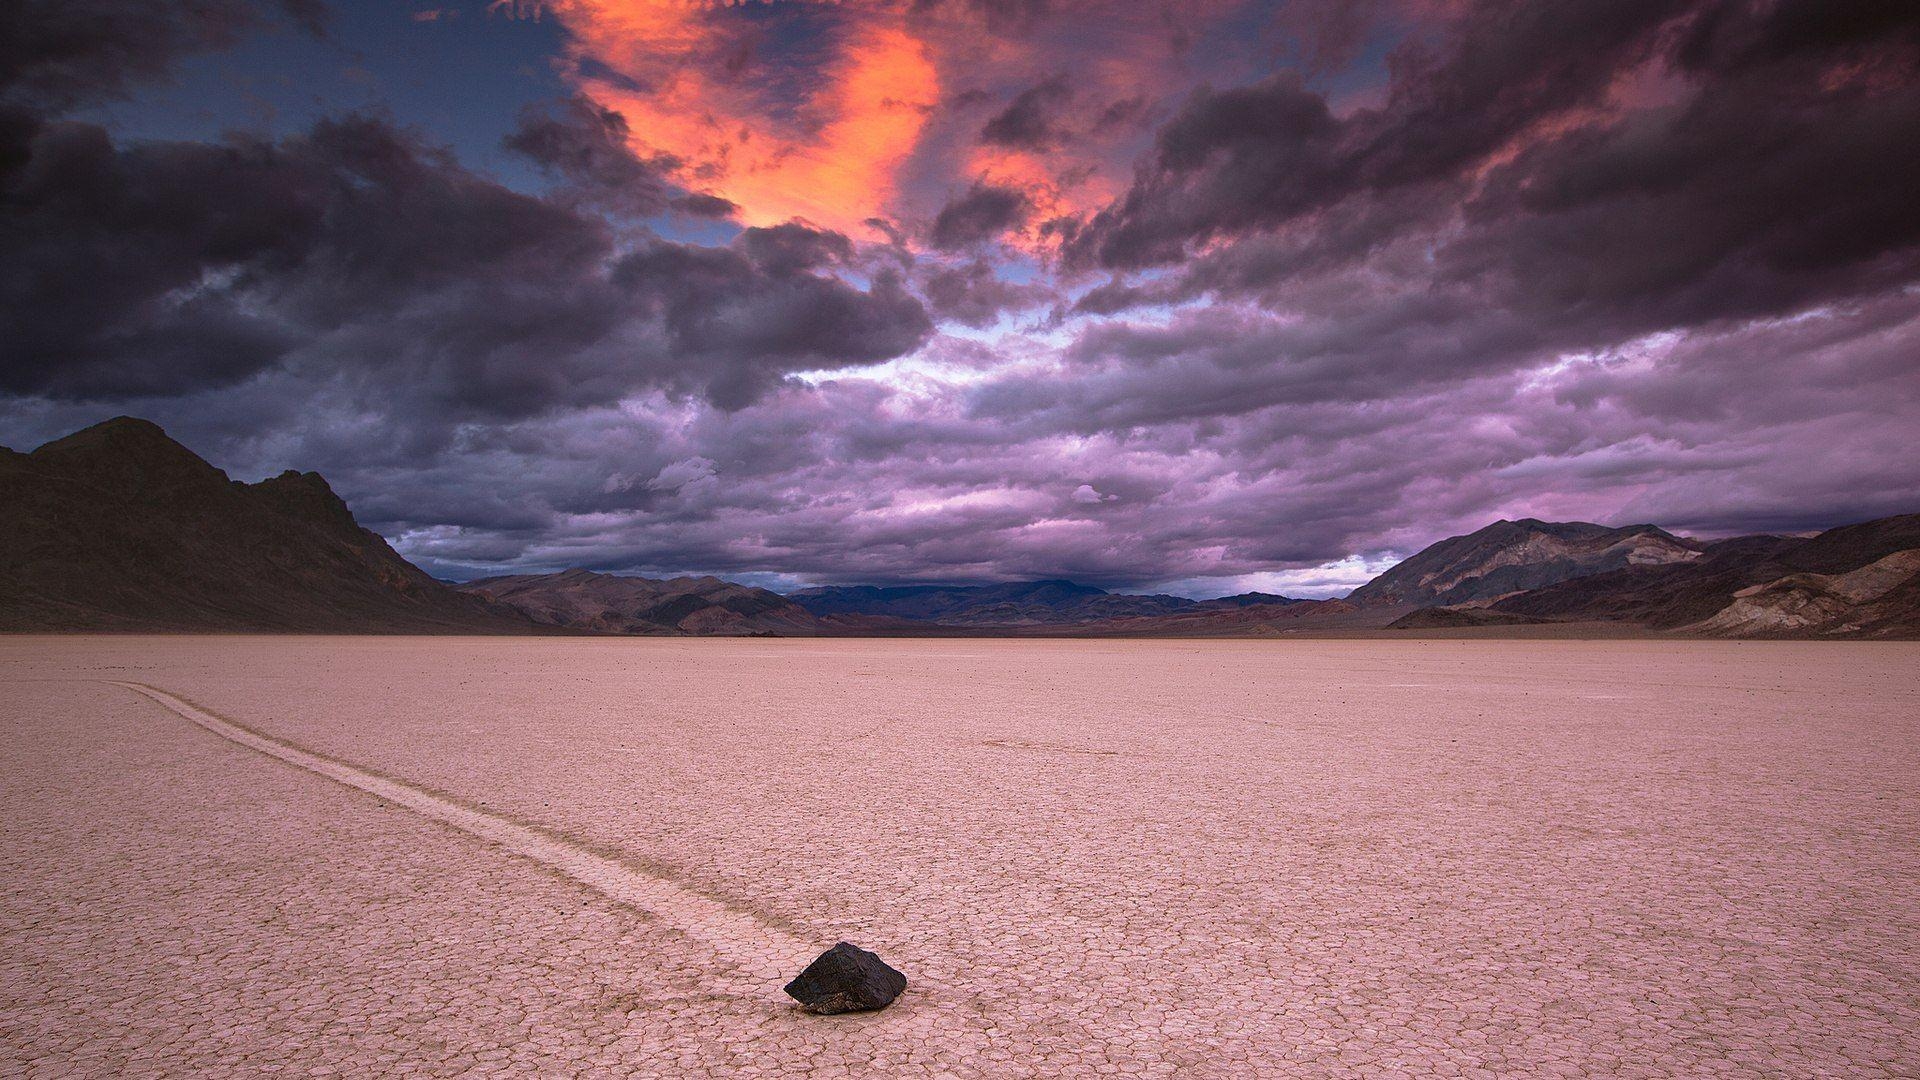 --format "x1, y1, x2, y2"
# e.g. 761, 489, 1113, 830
2, 637, 1917, 1078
